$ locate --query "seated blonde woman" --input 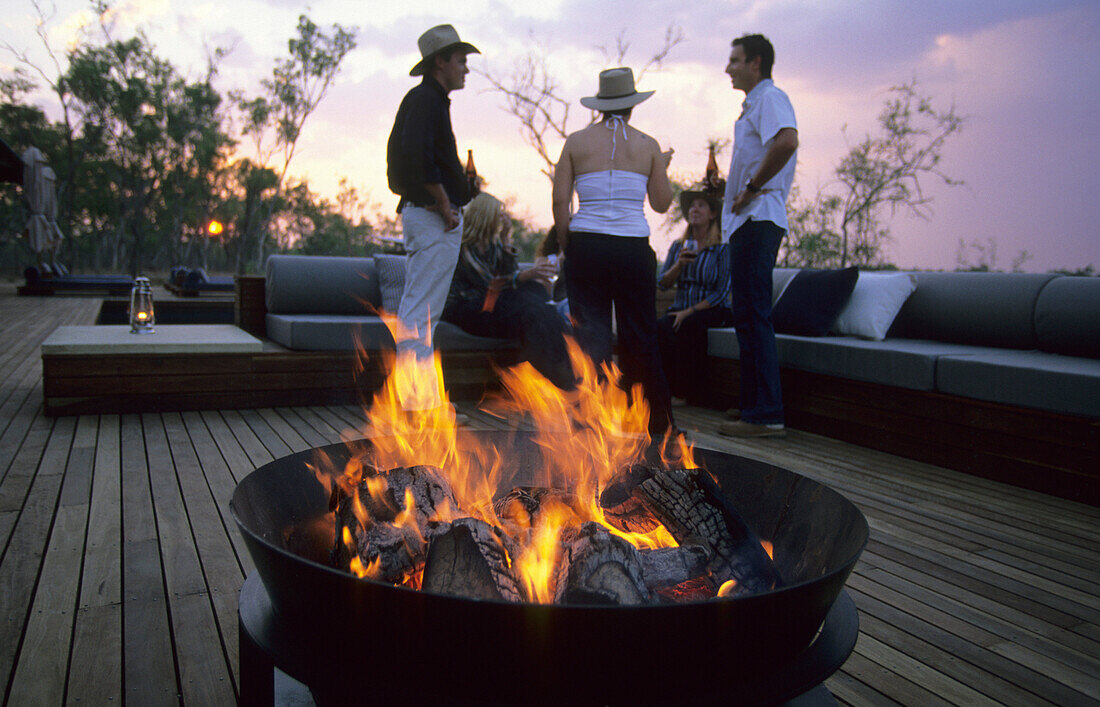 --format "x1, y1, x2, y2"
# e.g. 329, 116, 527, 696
442, 193, 575, 389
